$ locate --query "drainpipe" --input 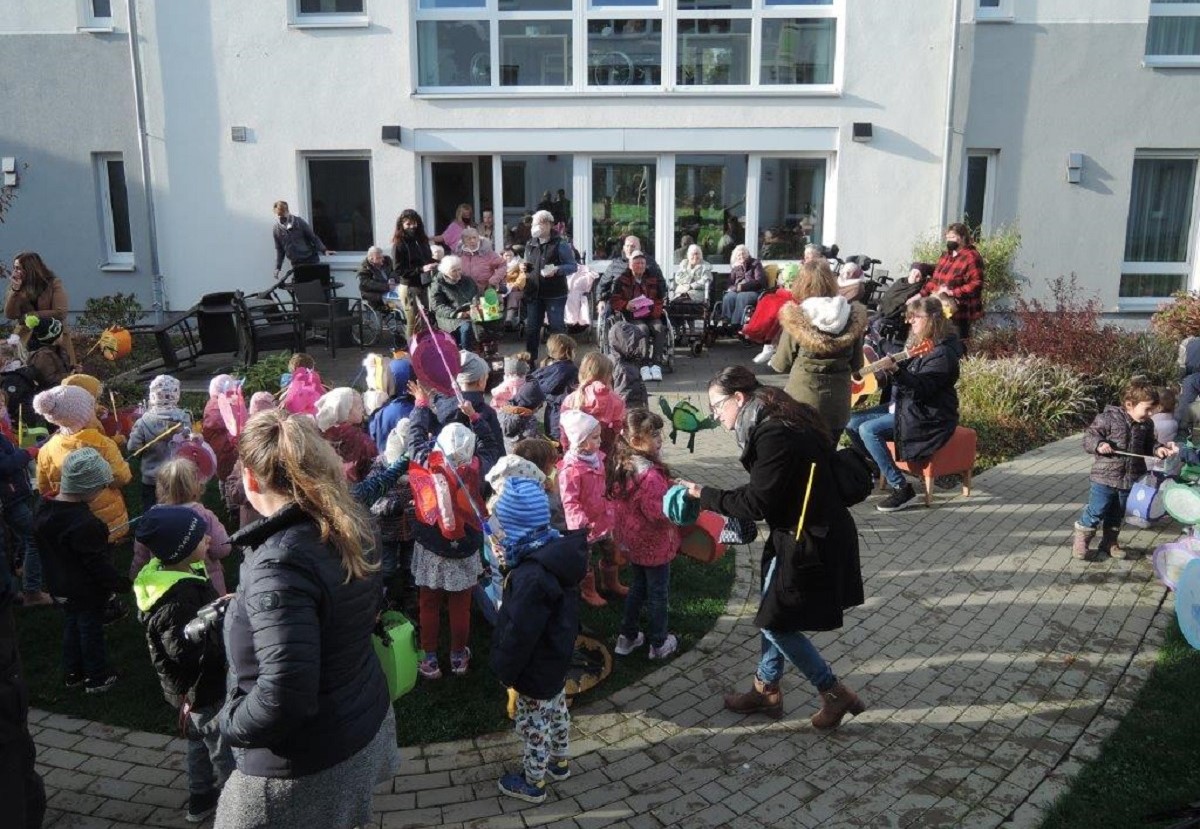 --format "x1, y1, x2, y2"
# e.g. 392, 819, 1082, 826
938, 0, 964, 228
126, 0, 165, 323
